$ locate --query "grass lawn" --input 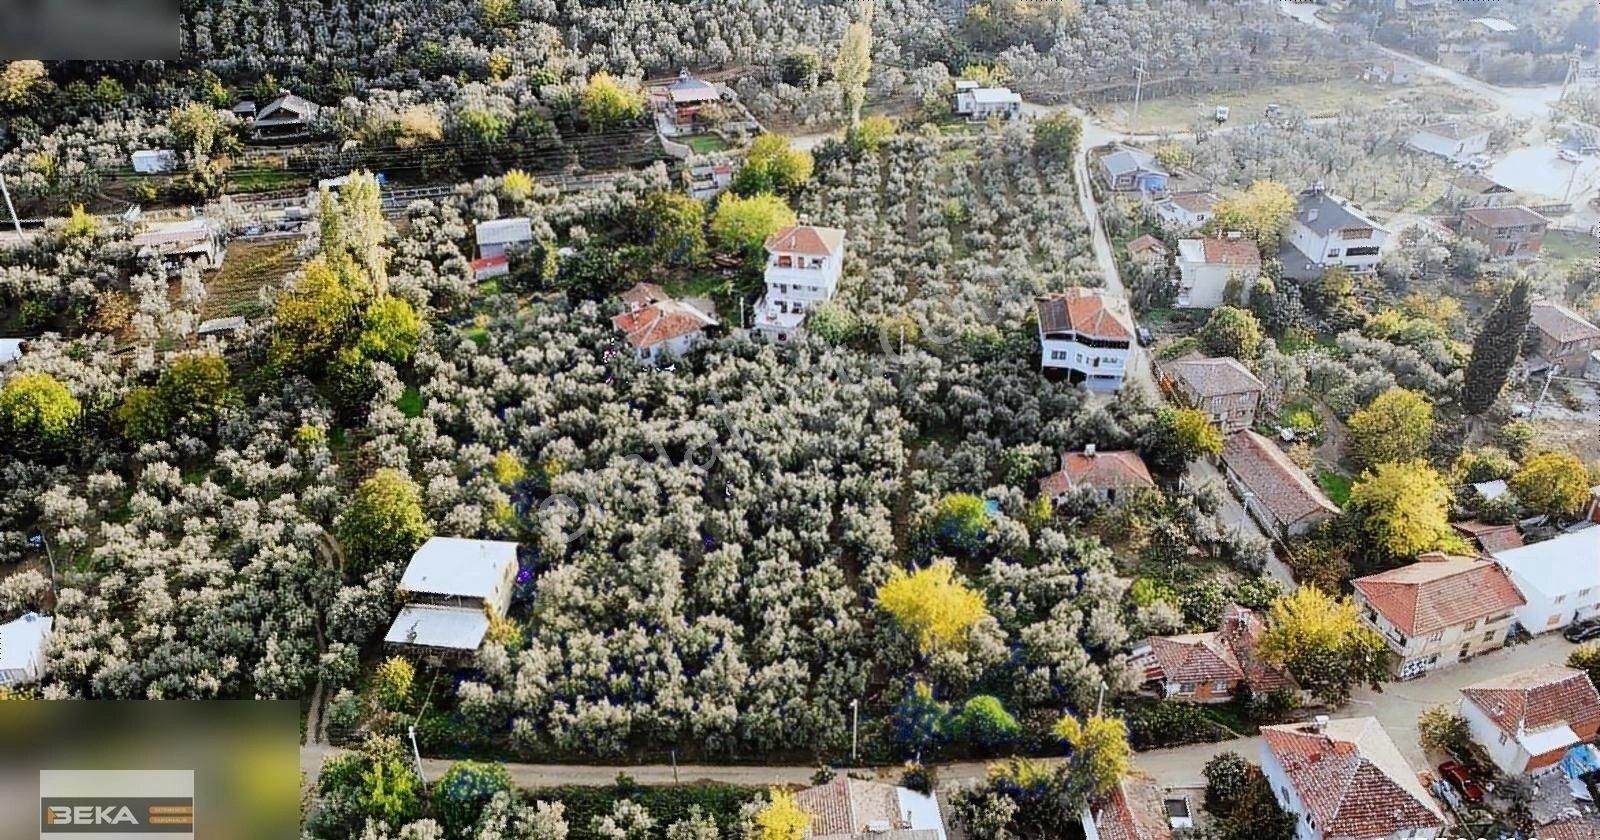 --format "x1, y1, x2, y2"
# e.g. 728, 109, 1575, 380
225, 168, 309, 194
202, 240, 302, 320
682, 134, 731, 154
1317, 470, 1353, 506
1096, 78, 1485, 134
1542, 228, 1596, 267
463, 324, 490, 349
397, 386, 426, 418
663, 273, 728, 299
